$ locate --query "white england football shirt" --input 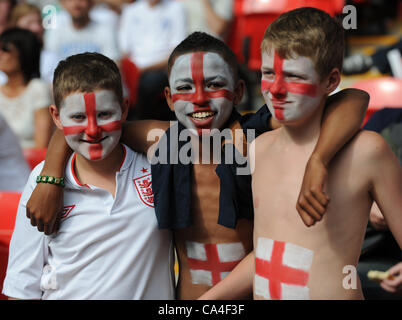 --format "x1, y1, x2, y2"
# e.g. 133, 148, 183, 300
2, 144, 175, 299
